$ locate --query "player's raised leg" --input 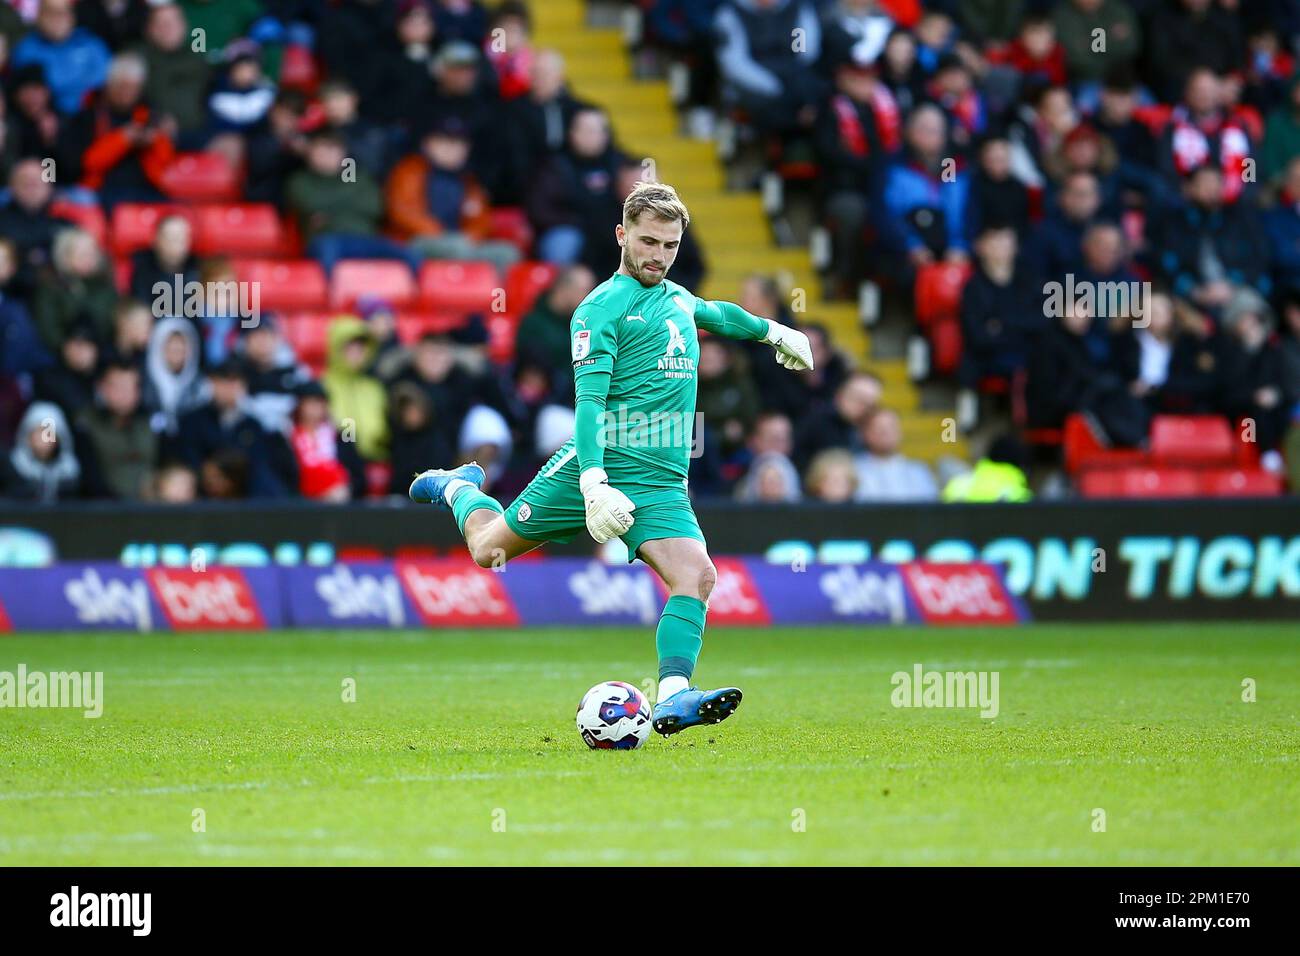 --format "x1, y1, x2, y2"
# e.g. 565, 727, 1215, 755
409, 464, 541, 568
635, 536, 743, 736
